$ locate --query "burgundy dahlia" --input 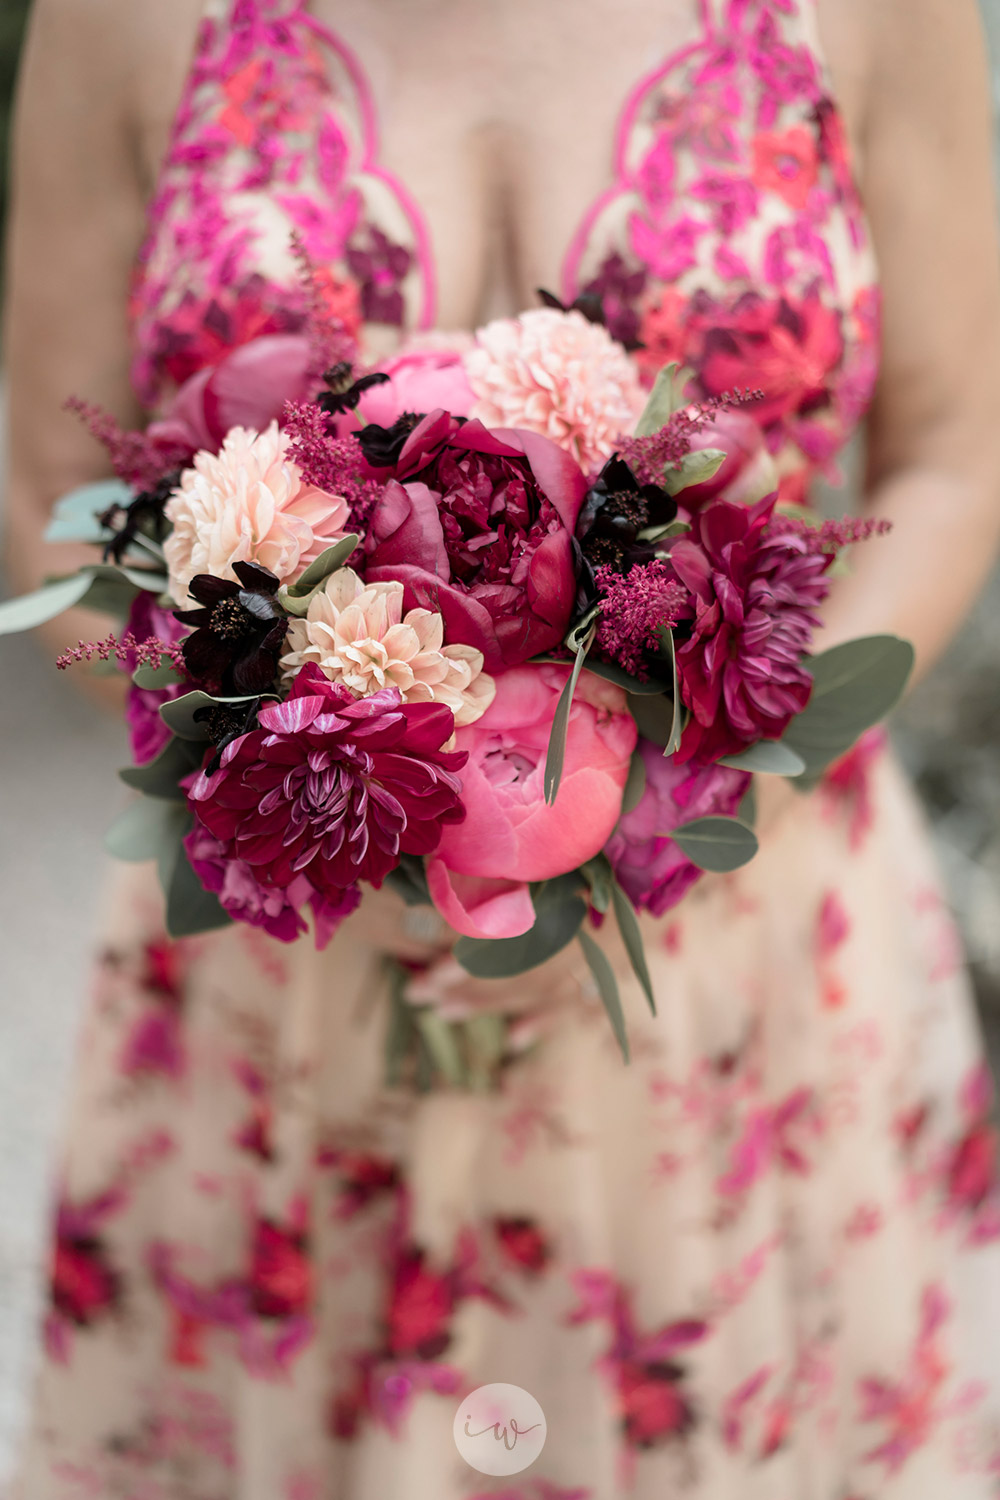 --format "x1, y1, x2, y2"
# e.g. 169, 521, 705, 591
187, 666, 466, 907
670, 496, 832, 764
365, 412, 588, 671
